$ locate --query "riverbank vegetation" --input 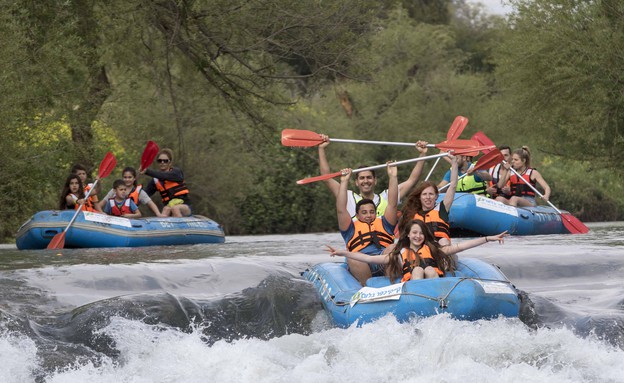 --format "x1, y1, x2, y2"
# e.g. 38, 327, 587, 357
1, 0, 622, 241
